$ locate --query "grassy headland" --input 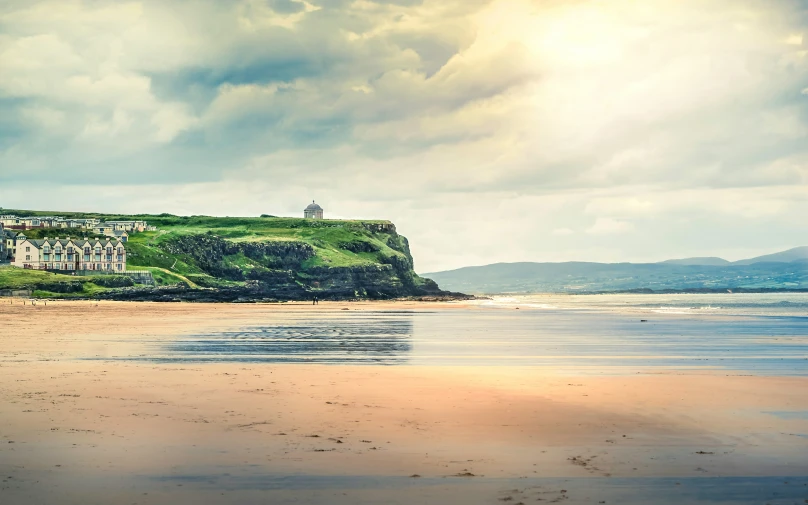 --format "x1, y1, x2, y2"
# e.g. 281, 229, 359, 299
0, 210, 448, 300
0, 266, 133, 298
